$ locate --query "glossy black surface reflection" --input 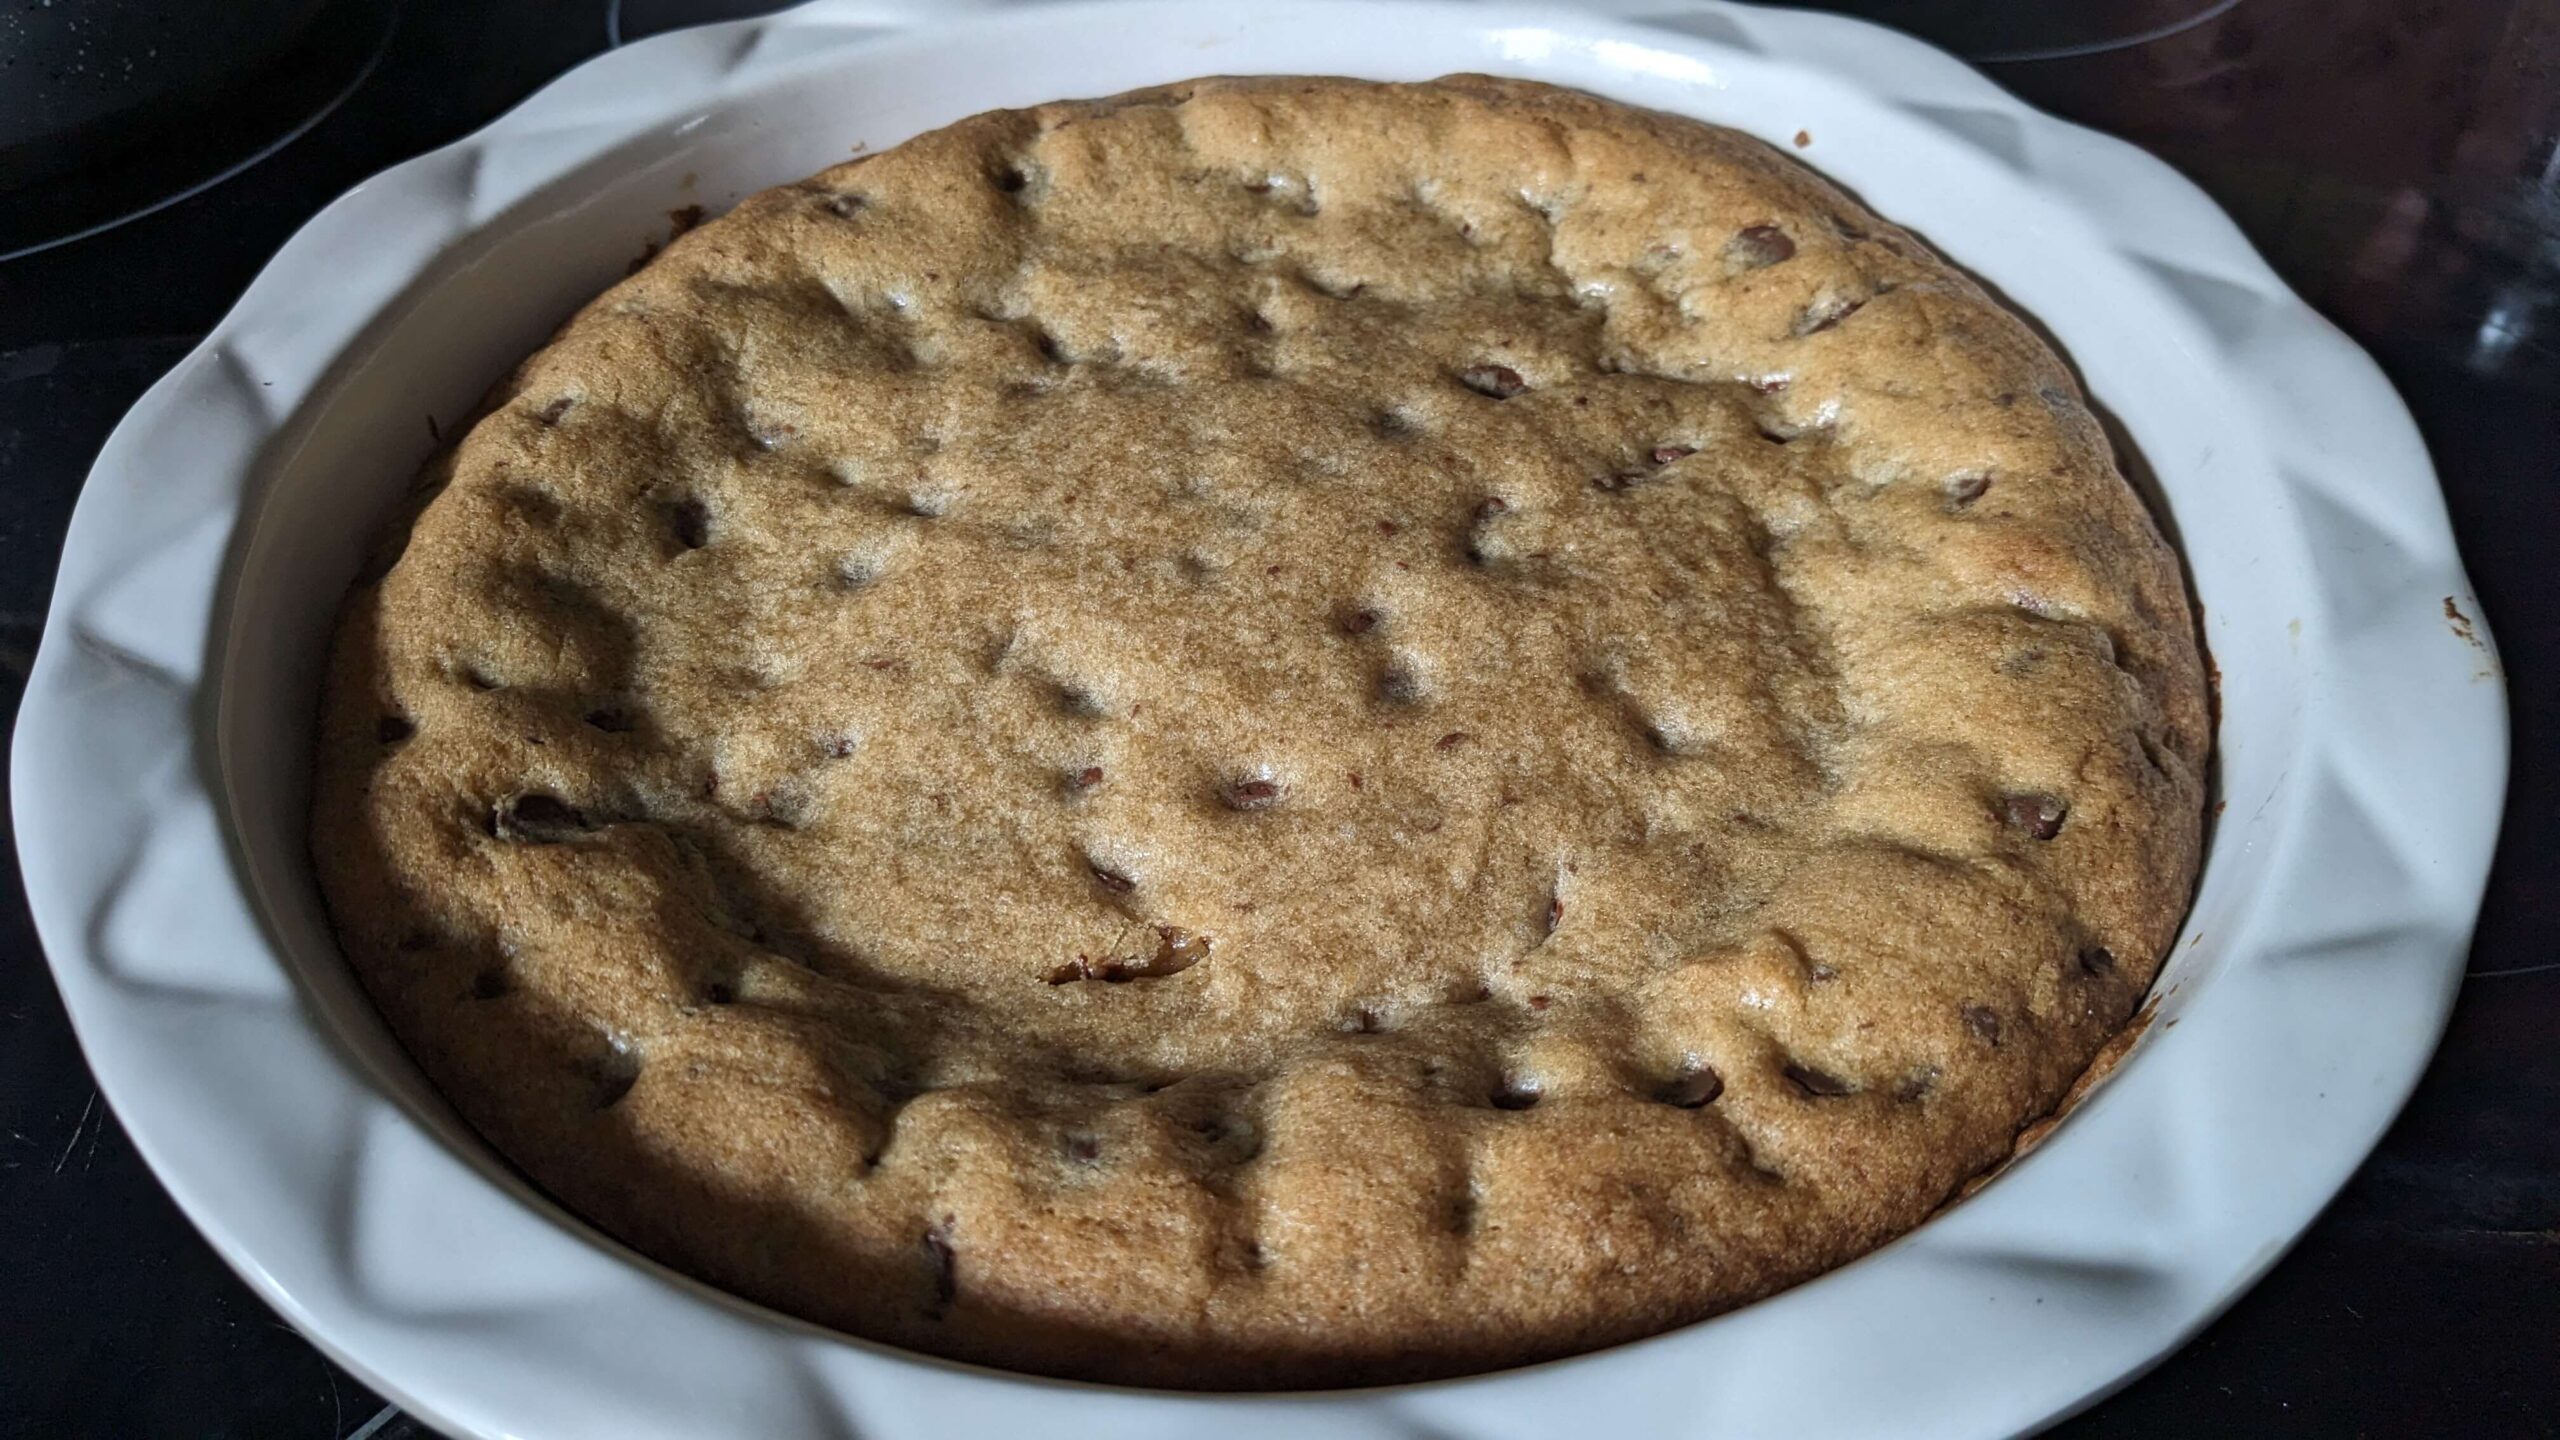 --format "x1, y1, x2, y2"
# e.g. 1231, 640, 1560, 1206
0, 2, 2551, 1435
